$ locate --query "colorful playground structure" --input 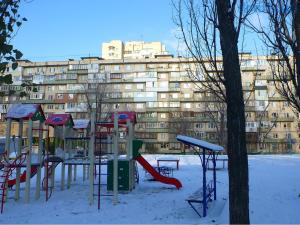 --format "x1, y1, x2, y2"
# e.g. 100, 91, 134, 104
0, 104, 182, 213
